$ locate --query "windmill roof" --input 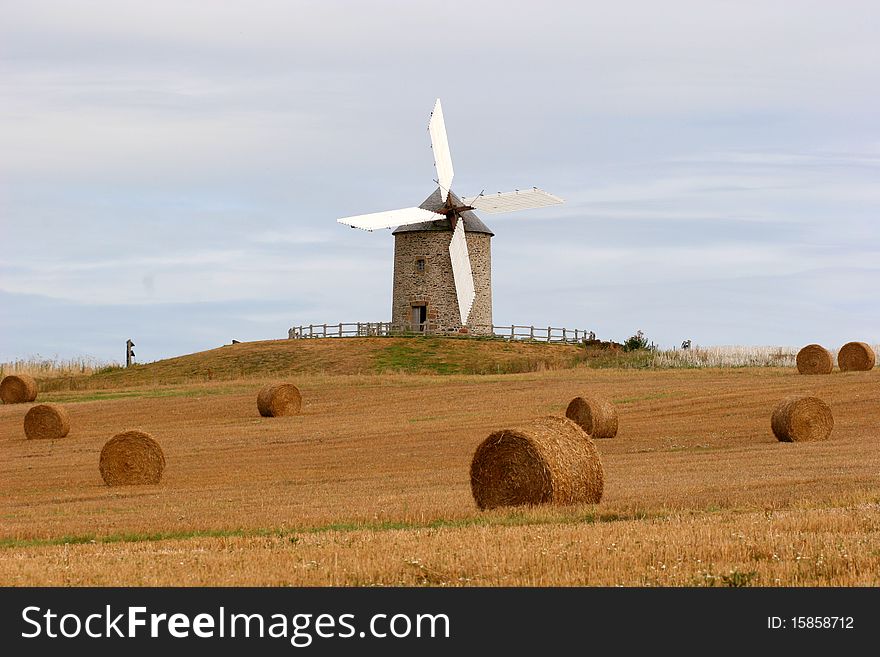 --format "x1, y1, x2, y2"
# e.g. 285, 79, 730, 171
391, 188, 494, 236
